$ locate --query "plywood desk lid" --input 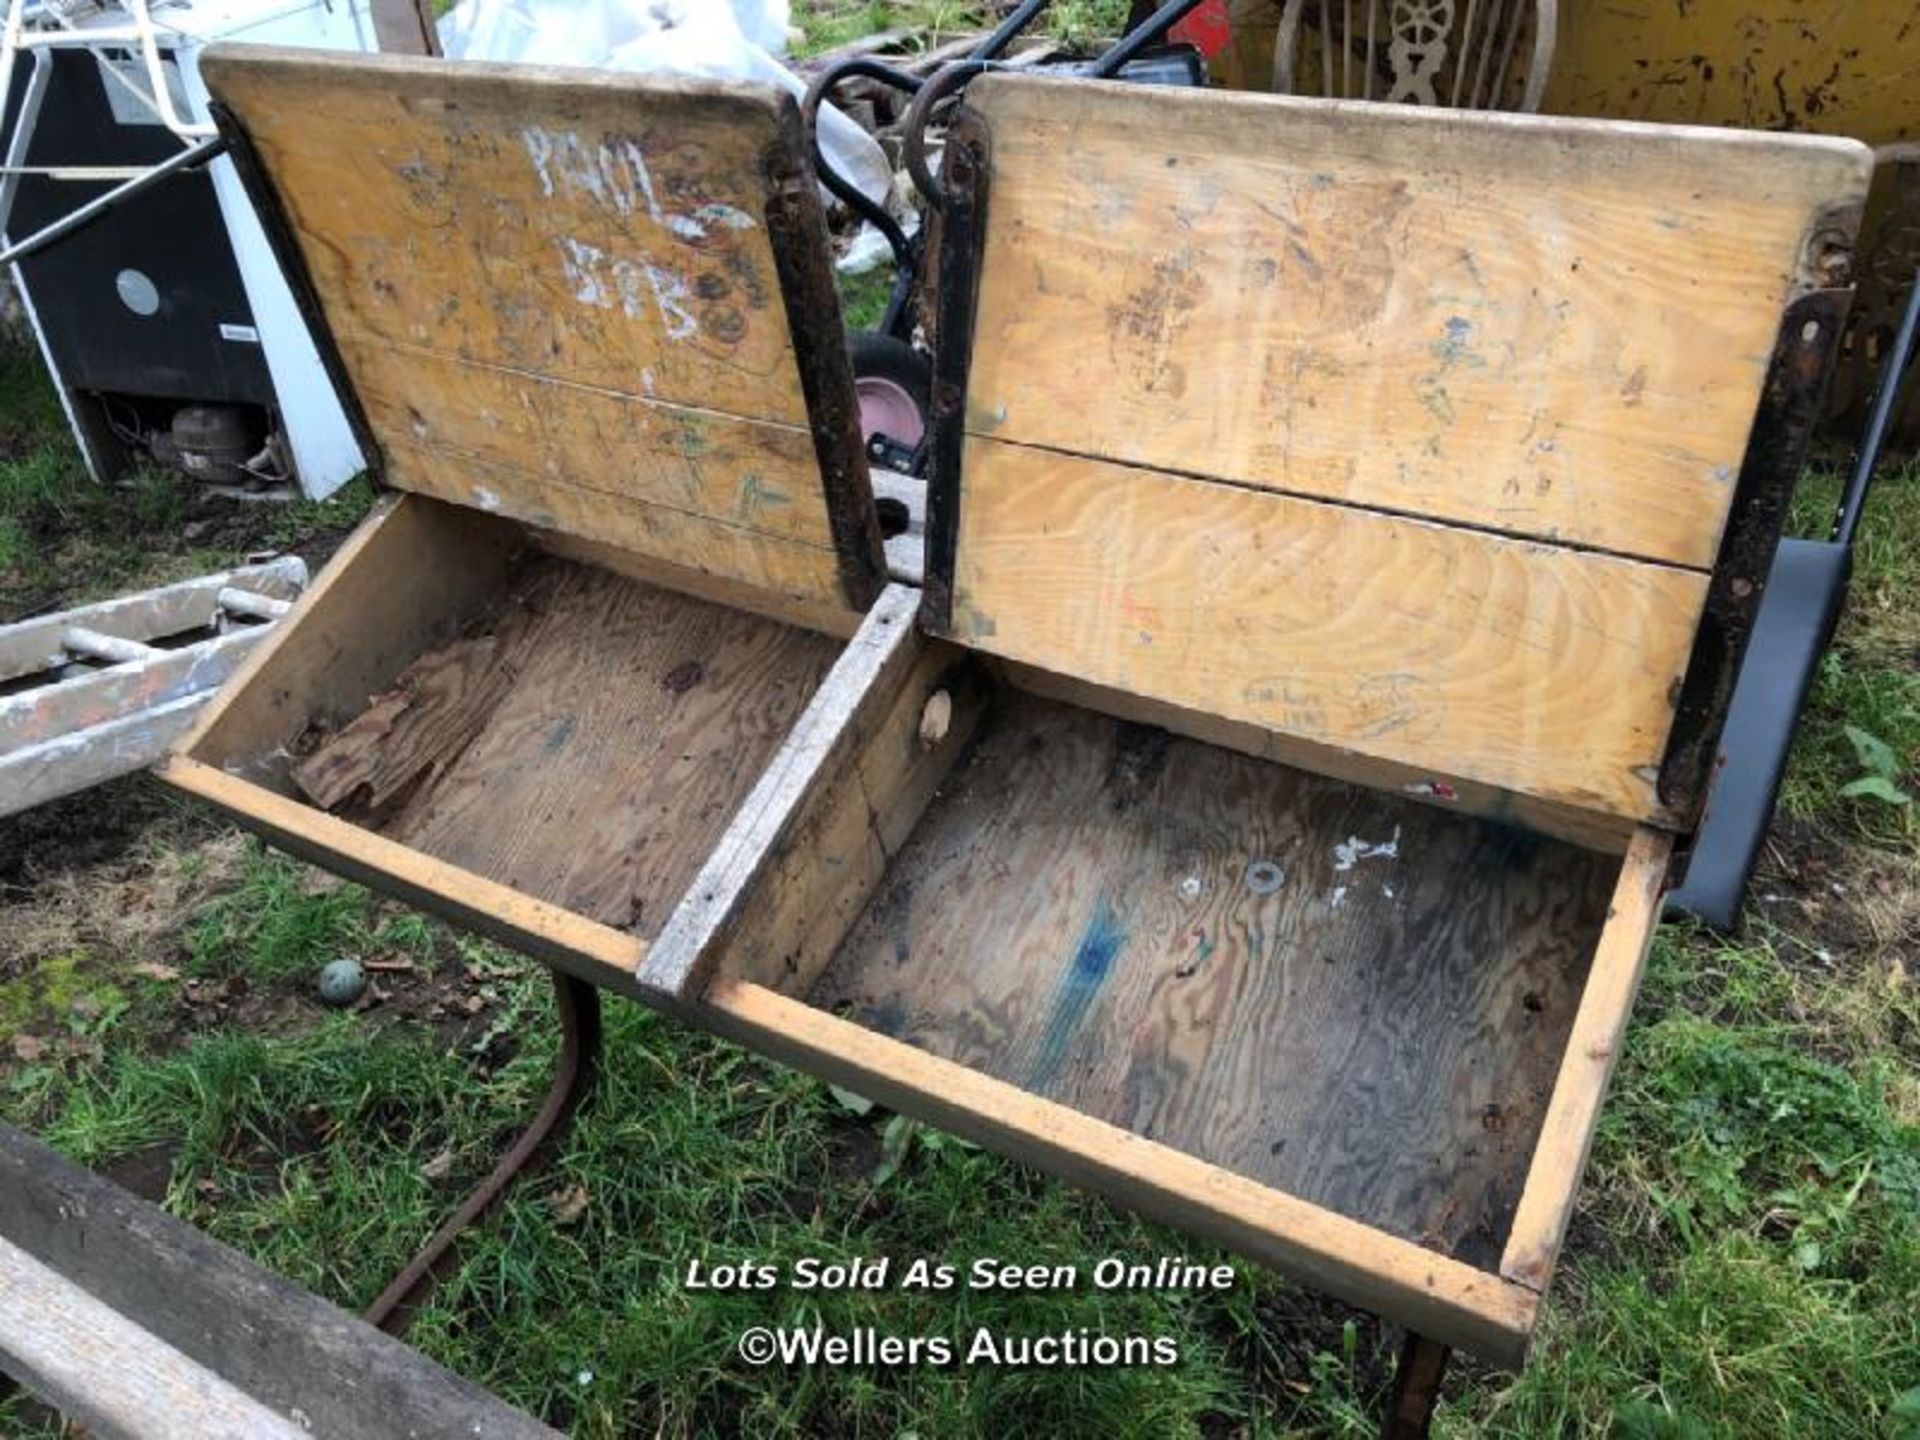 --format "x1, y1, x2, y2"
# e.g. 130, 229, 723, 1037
926, 75, 1872, 833
202, 46, 887, 617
